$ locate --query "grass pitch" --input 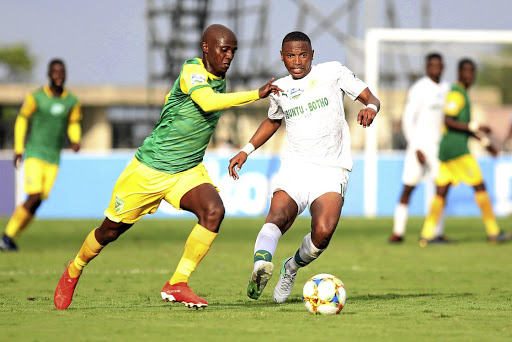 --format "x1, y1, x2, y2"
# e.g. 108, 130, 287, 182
1, 216, 511, 342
